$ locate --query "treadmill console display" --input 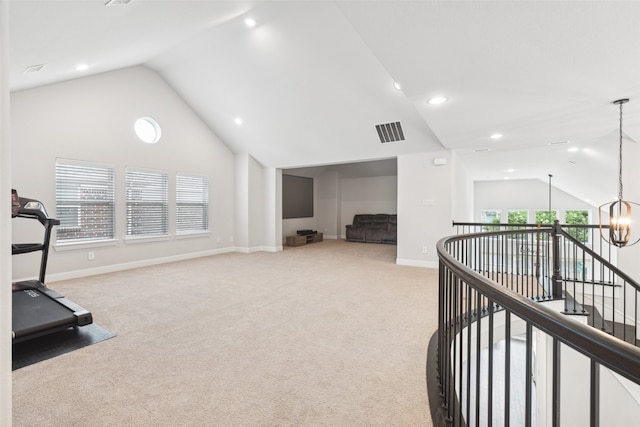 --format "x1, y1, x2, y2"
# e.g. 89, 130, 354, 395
11, 189, 20, 218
